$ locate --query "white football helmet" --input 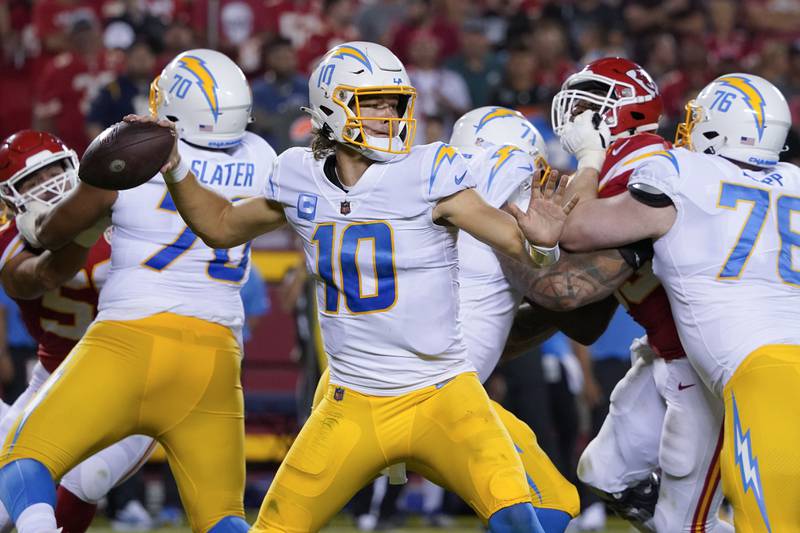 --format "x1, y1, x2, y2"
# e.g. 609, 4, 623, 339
150, 49, 252, 149
675, 73, 790, 168
450, 106, 547, 157
306, 41, 416, 162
